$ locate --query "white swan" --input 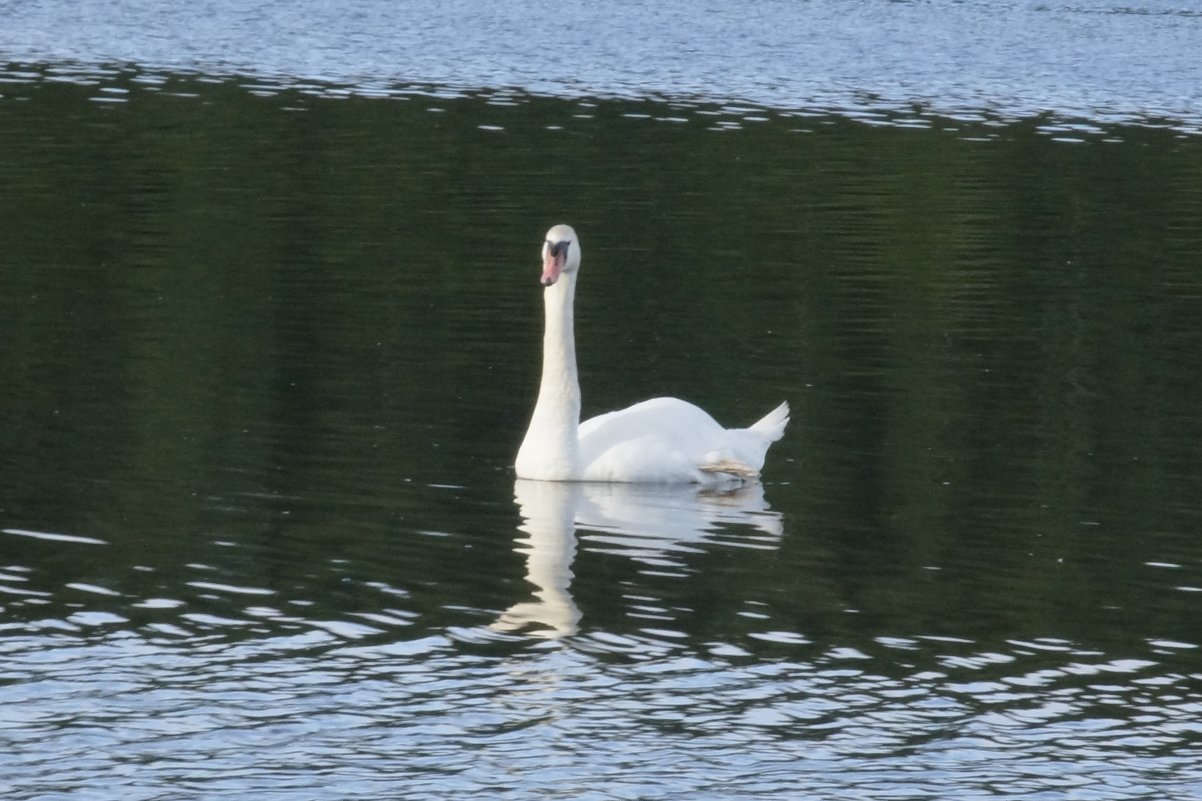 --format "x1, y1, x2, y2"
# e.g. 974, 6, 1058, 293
515, 224, 790, 484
